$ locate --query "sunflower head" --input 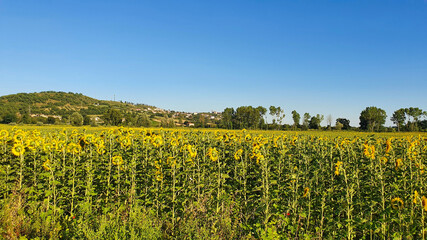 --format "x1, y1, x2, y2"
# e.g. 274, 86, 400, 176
152, 135, 163, 148
391, 197, 404, 210
13, 131, 26, 143
395, 159, 403, 170
0, 130, 9, 140
112, 155, 123, 166
234, 149, 243, 160
422, 196, 427, 212
303, 187, 310, 198
207, 147, 219, 161
12, 143, 25, 157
